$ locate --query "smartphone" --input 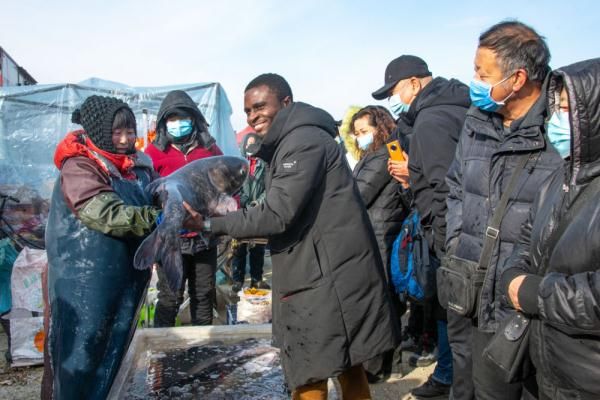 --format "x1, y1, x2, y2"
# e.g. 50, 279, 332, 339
386, 140, 406, 162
